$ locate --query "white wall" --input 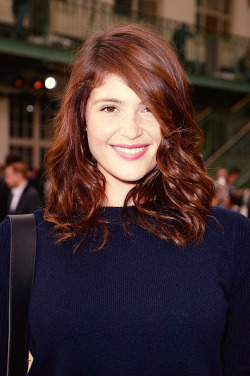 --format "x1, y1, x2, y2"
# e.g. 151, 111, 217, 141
157, 0, 196, 24
231, 0, 250, 38
0, 0, 14, 24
